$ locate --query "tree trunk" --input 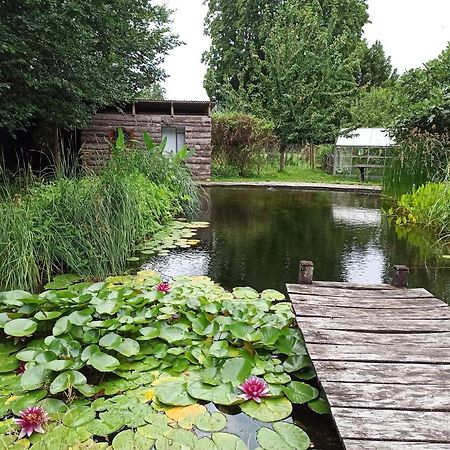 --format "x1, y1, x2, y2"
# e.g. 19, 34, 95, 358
52, 124, 61, 175
279, 142, 286, 172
